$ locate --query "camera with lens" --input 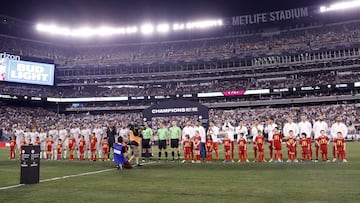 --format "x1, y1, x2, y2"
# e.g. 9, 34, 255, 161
129, 123, 144, 137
